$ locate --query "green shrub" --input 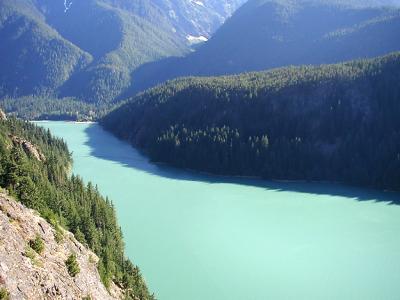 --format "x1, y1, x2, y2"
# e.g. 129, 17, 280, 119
23, 246, 43, 267
66, 254, 80, 277
29, 235, 44, 254
54, 225, 64, 244
24, 246, 36, 260
0, 288, 10, 300
42, 211, 64, 244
